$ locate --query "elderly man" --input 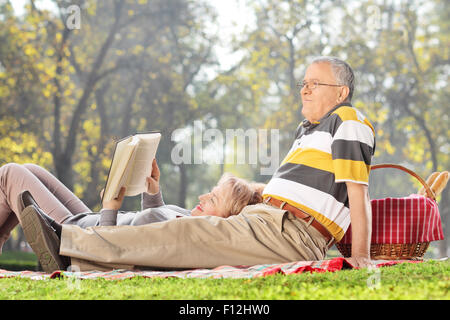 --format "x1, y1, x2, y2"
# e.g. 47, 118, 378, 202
20, 56, 375, 271
263, 57, 375, 268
